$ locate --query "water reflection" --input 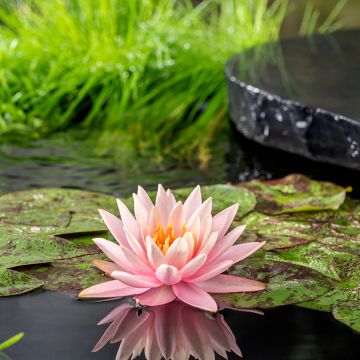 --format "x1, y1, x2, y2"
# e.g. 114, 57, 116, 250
94, 301, 246, 360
